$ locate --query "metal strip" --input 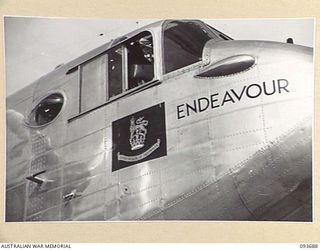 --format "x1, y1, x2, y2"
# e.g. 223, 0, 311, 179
78, 65, 82, 114
105, 54, 109, 101
122, 46, 128, 91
